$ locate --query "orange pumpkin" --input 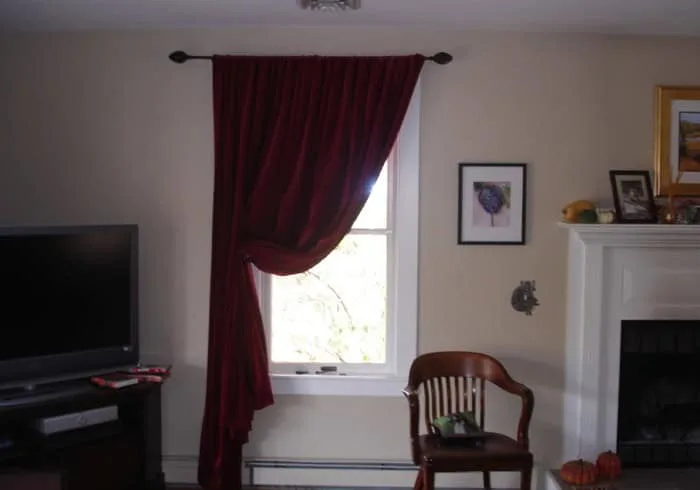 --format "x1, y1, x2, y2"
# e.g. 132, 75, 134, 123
560, 459, 597, 485
596, 450, 622, 480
